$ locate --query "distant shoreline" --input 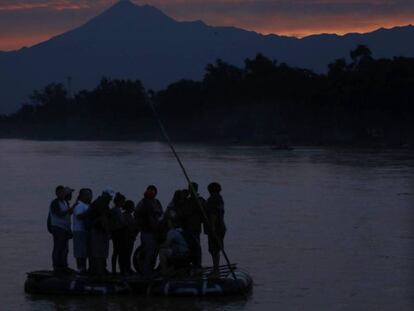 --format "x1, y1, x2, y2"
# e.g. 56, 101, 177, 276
1, 49, 413, 149
0, 137, 412, 150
